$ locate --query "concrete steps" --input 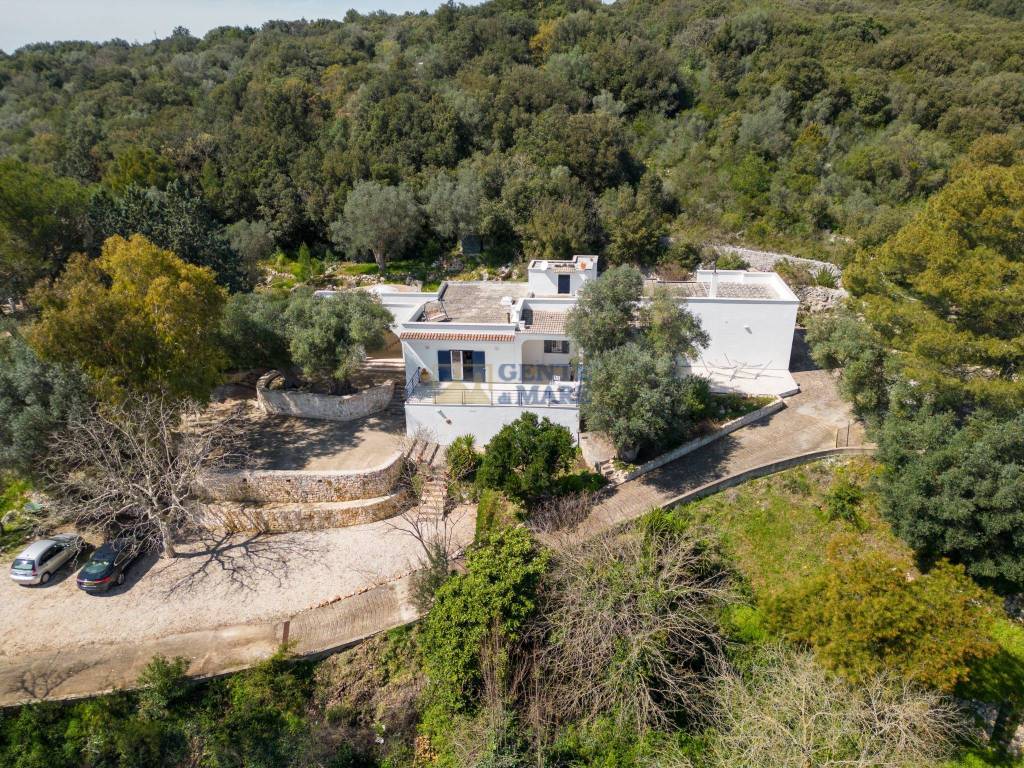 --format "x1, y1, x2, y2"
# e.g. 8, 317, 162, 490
404, 438, 448, 515
596, 459, 629, 486
405, 439, 445, 468
352, 357, 405, 389
418, 475, 448, 516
